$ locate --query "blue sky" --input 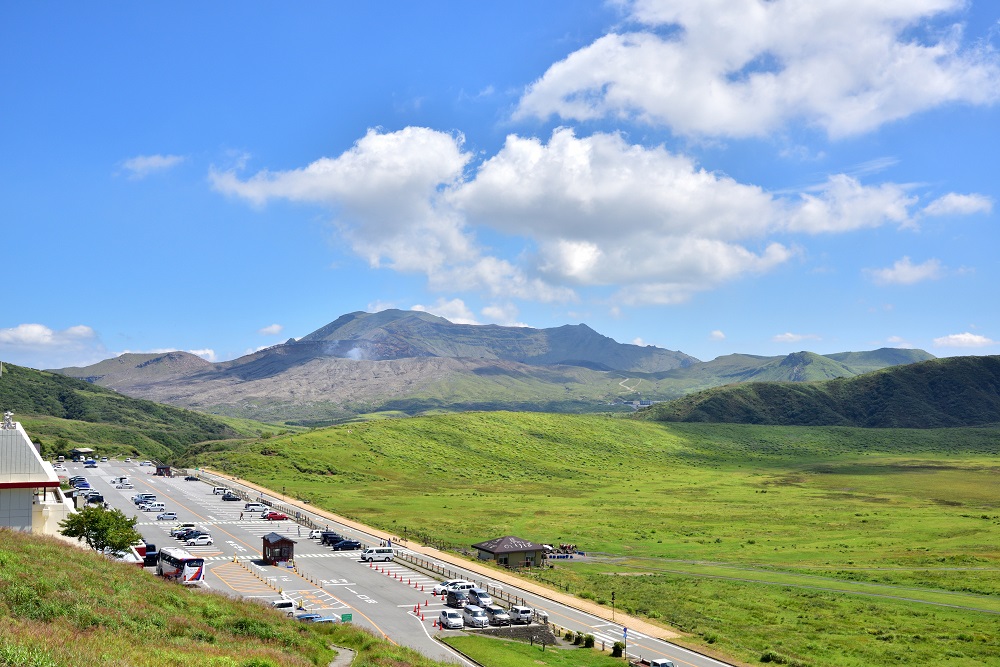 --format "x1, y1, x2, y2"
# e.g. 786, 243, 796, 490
2, 1, 999, 370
